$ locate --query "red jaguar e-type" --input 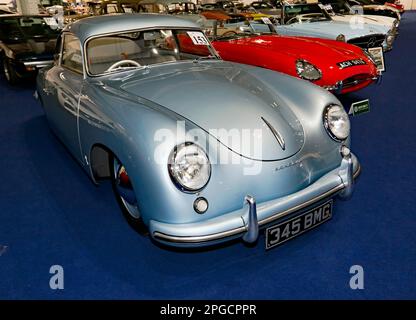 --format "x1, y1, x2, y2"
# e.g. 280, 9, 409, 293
210, 22, 381, 94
